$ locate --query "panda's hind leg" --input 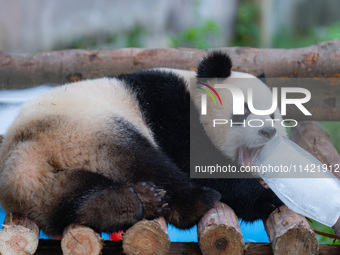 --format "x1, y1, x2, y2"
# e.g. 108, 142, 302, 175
47, 171, 168, 236
91, 117, 221, 230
